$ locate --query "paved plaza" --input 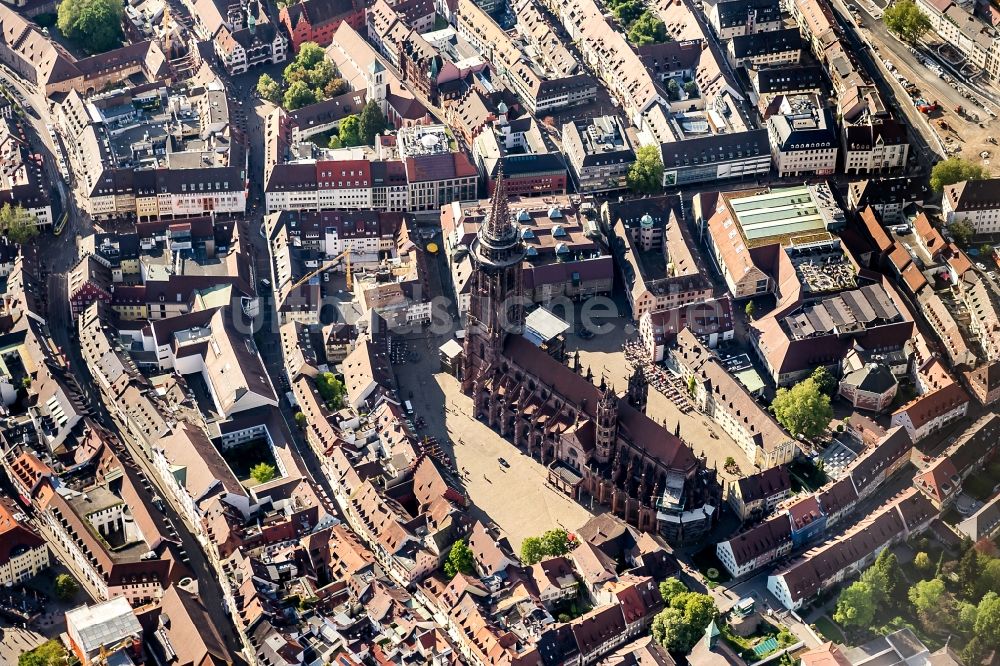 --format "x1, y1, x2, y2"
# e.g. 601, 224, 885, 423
395, 319, 755, 549
395, 334, 593, 551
